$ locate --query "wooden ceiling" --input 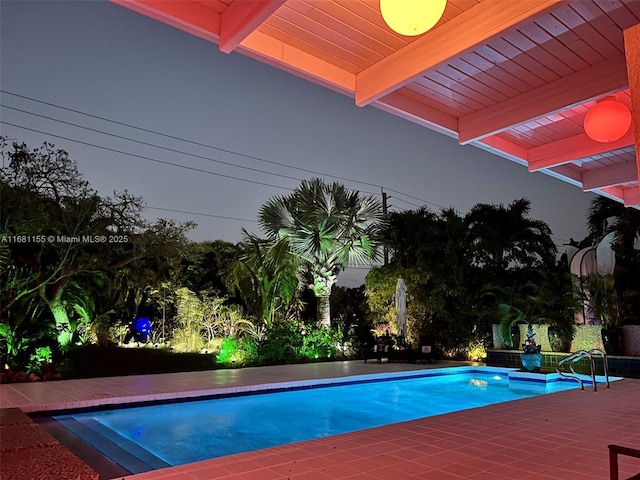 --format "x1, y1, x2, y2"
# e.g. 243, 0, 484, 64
112, 0, 640, 207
